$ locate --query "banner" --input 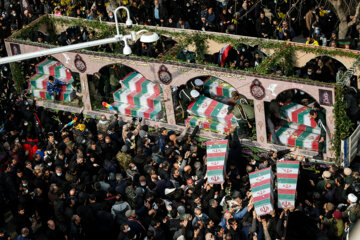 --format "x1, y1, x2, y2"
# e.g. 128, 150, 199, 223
249, 167, 274, 216
277, 161, 300, 208
206, 140, 228, 184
